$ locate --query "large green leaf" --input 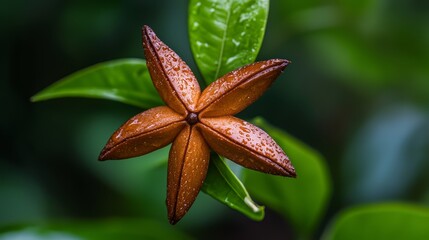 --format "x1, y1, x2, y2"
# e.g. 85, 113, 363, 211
243, 117, 331, 239
202, 154, 264, 221
323, 203, 429, 240
31, 59, 163, 109
0, 219, 192, 240
189, 0, 269, 84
